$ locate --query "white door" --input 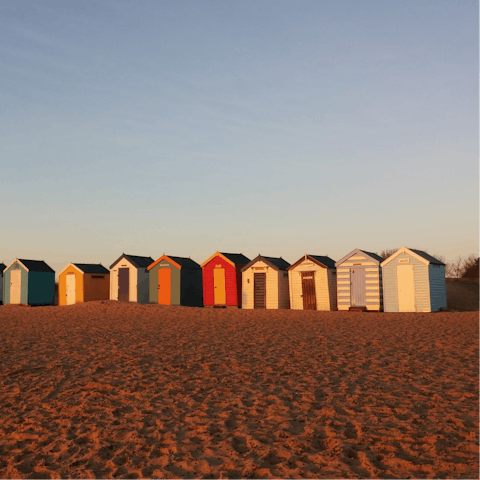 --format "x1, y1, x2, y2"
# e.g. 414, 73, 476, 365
66, 274, 76, 305
397, 265, 415, 312
10, 270, 22, 304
